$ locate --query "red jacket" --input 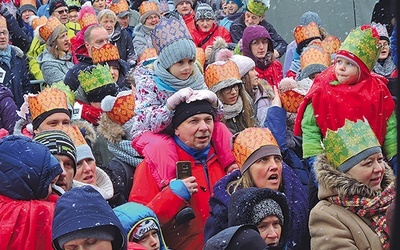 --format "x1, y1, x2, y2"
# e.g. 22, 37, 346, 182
0, 194, 56, 250
255, 60, 283, 87
183, 12, 196, 31
190, 23, 232, 50
129, 145, 227, 250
